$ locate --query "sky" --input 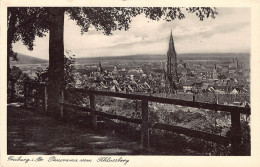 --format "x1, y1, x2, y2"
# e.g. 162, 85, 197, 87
12, 7, 251, 60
